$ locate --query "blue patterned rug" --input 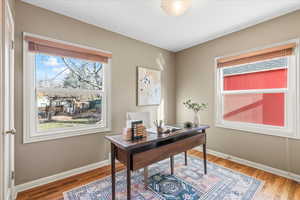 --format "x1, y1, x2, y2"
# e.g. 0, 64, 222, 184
64, 154, 263, 200
148, 173, 200, 200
